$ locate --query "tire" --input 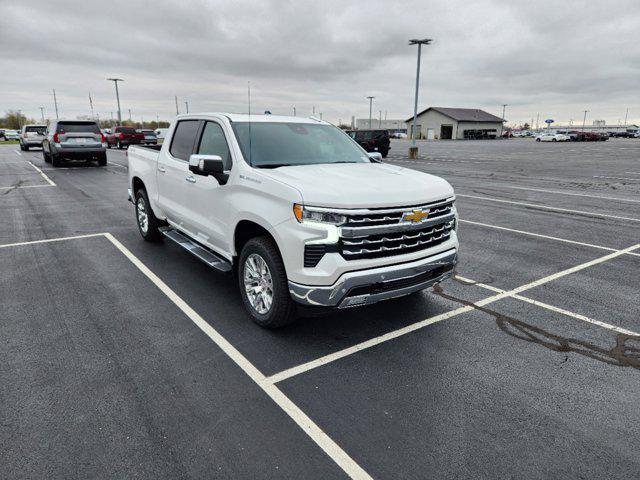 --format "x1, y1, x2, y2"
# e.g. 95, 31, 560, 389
536, 138, 541, 142
43, 148, 51, 163
117, 140, 122, 149
106, 141, 111, 149
51, 152, 62, 167
552, 138, 557, 142
238, 237, 297, 328
380, 148, 389, 158
135, 188, 162, 242
97, 152, 107, 166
